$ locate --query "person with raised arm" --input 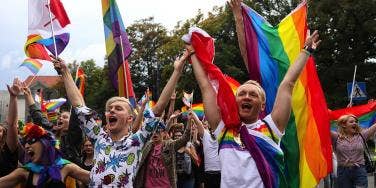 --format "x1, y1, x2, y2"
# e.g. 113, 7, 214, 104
184, 25, 320, 187
51, 50, 189, 187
